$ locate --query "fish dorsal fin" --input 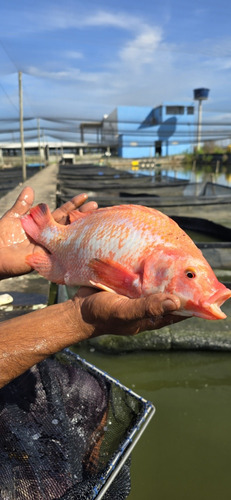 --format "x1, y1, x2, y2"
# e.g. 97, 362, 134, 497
69, 210, 89, 223
21, 203, 55, 241
89, 258, 141, 297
